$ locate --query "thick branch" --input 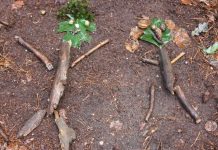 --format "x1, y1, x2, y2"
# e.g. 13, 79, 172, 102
159, 48, 175, 95
17, 109, 46, 138
15, 36, 54, 71
54, 110, 76, 150
174, 86, 201, 124
48, 41, 71, 115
